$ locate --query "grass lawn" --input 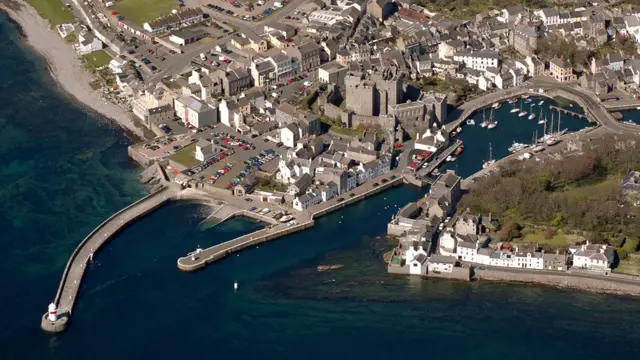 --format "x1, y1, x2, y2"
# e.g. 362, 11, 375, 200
83, 50, 112, 69
114, 0, 178, 26
169, 143, 200, 168
320, 117, 363, 137
522, 230, 569, 246
26, 0, 75, 26
614, 256, 640, 276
